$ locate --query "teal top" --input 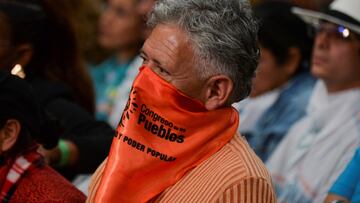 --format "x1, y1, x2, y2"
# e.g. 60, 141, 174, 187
330, 148, 360, 203
90, 56, 132, 122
